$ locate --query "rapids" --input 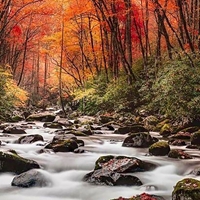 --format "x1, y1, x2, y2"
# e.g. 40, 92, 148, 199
0, 121, 199, 200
